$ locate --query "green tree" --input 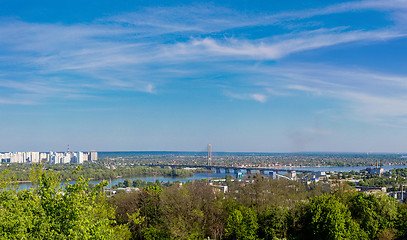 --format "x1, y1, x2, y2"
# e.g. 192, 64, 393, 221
123, 179, 131, 188
160, 184, 205, 239
132, 179, 145, 188
347, 193, 398, 239
395, 203, 407, 239
0, 165, 130, 239
301, 194, 367, 240
259, 207, 288, 239
225, 205, 259, 240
